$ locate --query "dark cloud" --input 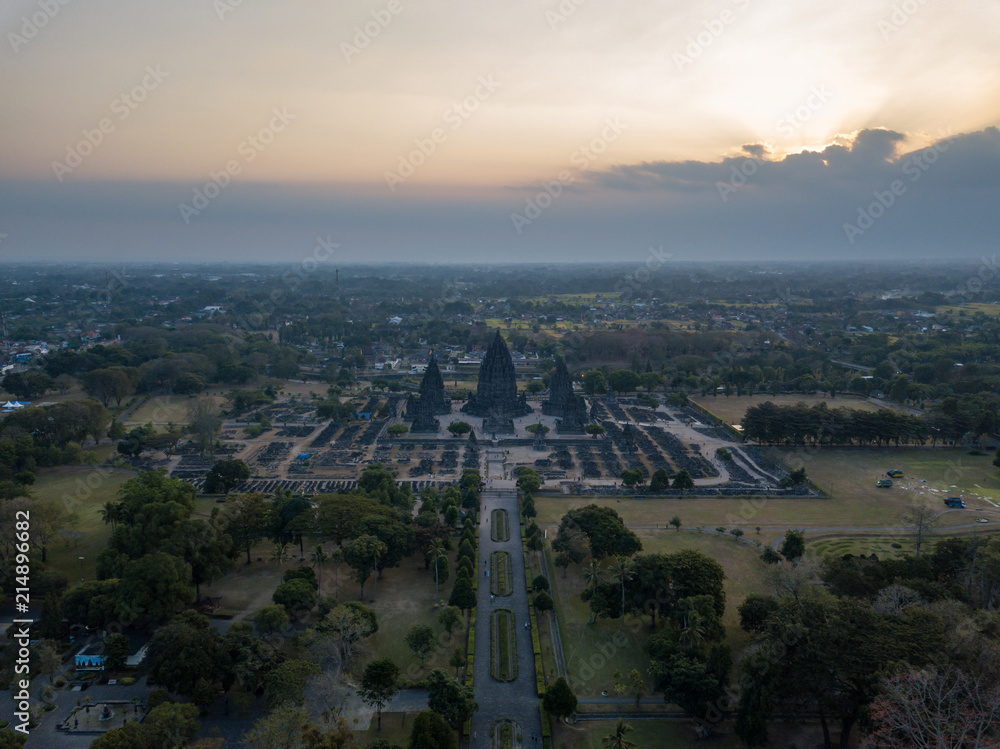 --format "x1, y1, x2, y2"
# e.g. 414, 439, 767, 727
1, 128, 997, 265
